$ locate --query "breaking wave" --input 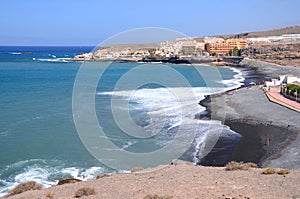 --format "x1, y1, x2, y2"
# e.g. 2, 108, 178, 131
0, 159, 109, 197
